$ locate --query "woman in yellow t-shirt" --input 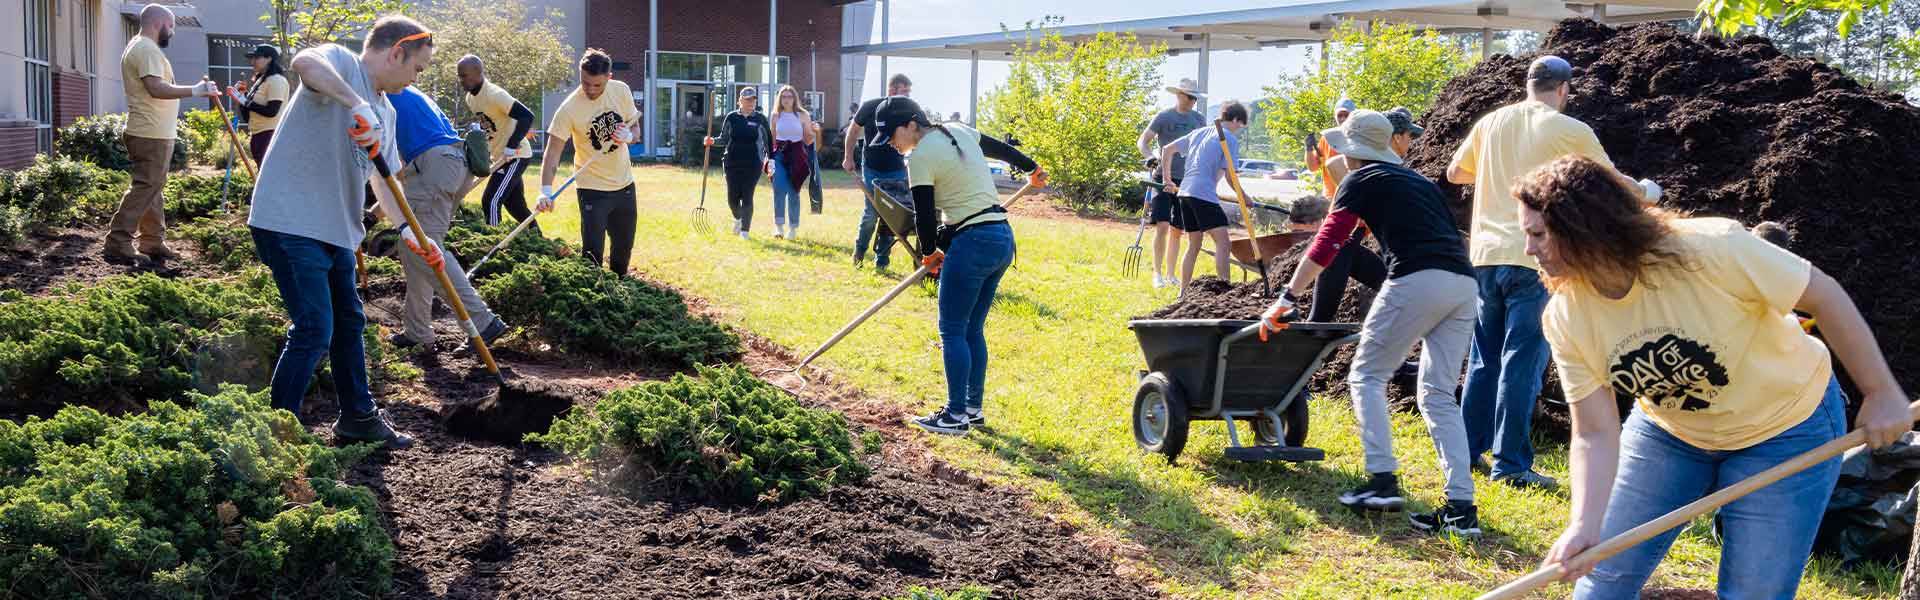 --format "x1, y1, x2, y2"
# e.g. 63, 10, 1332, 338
227, 44, 291, 164
1516, 156, 1911, 599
